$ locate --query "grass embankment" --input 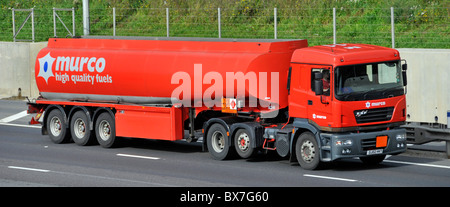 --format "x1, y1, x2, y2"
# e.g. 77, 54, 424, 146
0, 0, 448, 48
